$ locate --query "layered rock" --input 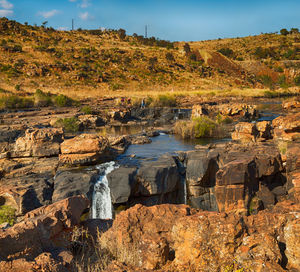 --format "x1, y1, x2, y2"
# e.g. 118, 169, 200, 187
273, 112, 300, 141
185, 142, 285, 213
101, 202, 300, 271
10, 128, 64, 158
191, 105, 208, 118
0, 196, 89, 272
59, 134, 110, 165
218, 103, 257, 119
77, 114, 105, 129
